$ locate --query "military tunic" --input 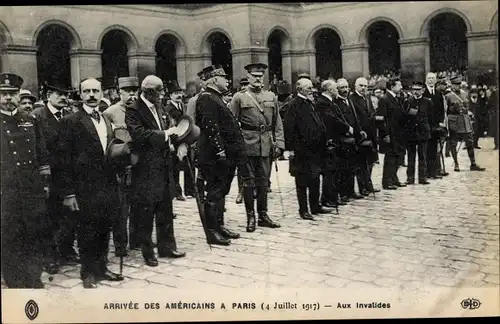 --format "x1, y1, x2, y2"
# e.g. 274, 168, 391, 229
1, 110, 50, 288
